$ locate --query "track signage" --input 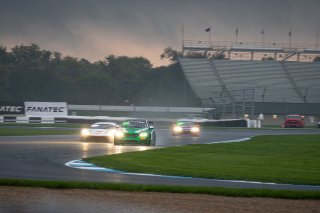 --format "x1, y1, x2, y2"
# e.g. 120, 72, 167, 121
0, 102, 25, 115
25, 102, 68, 116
